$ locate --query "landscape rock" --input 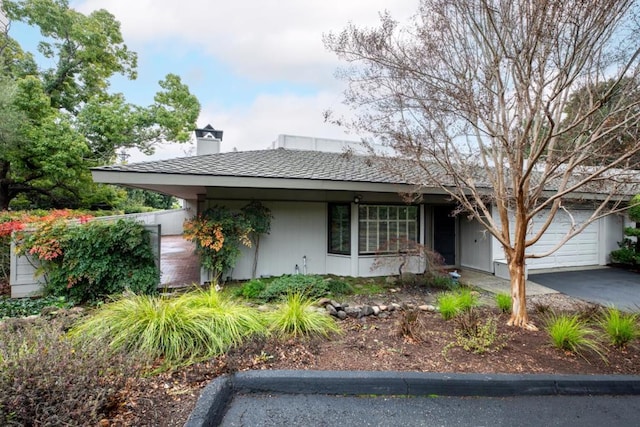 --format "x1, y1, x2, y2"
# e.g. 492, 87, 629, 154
372, 306, 381, 316
344, 307, 362, 318
326, 304, 338, 316
317, 297, 331, 307
361, 305, 374, 316
330, 300, 343, 310
418, 304, 437, 312
336, 310, 347, 320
